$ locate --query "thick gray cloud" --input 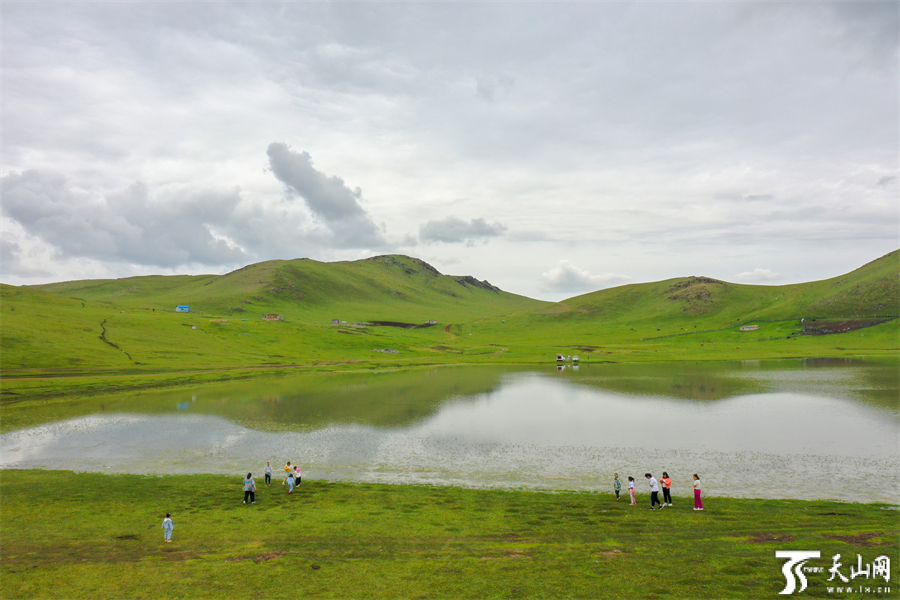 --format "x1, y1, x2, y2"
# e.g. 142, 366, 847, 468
419, 217, 506, 245
1, 170, 247, 268
266, 143, 386, 249
0, 2, 896, 299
